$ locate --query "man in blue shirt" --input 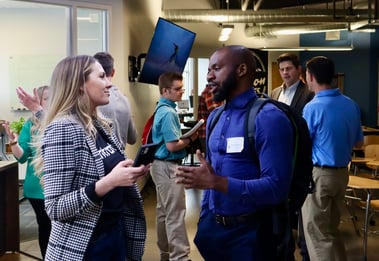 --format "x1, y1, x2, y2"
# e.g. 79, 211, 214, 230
150, 72, 198, 261
176, 45, 295, 260
301, 56, 363, 261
